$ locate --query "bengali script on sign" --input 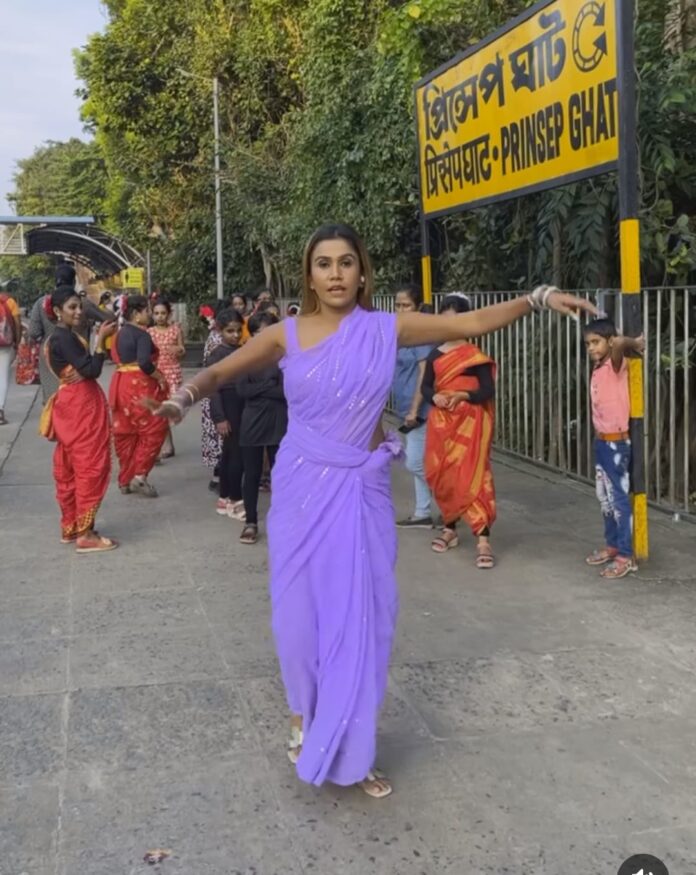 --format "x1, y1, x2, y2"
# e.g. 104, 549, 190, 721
415, 0, 619, 216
